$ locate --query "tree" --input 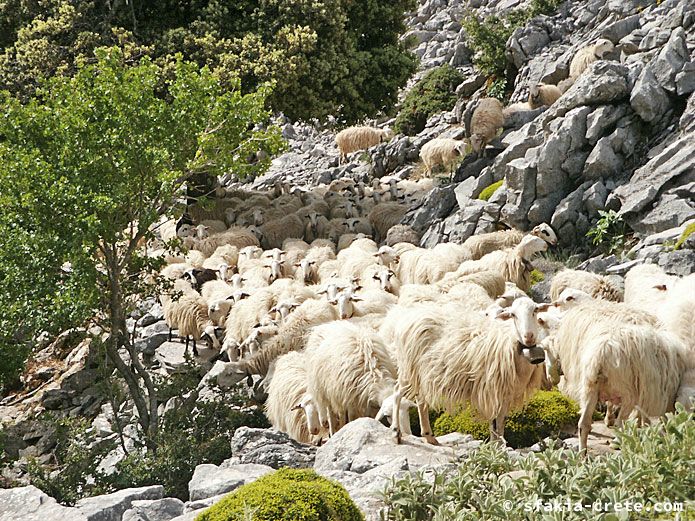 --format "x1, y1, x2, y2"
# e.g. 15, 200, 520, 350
0, 0, 418, 123
0, 47, 284, 446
